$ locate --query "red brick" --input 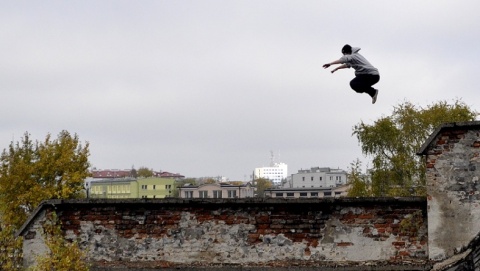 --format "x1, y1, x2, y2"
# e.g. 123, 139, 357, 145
337, 242, 354, 247
256, 215, 270, 224
358, 213, 374, 219
392, 241, 405, 247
